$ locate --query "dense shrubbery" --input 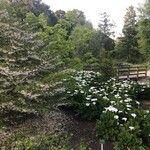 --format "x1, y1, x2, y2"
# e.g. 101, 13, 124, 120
65, 71, 147, 119
137, 87, 150, 101
1, 133, 88, 150
97, 105, 150, 149
65, 71, 150, 149
1, 134, 70, 150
